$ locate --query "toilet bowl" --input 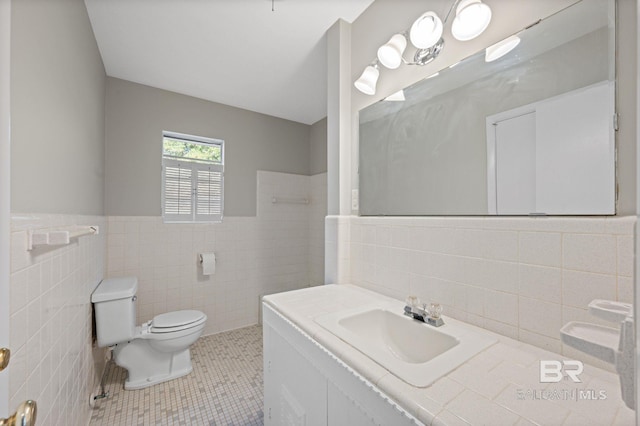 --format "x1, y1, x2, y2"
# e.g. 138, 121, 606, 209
91, 277, 207, 390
